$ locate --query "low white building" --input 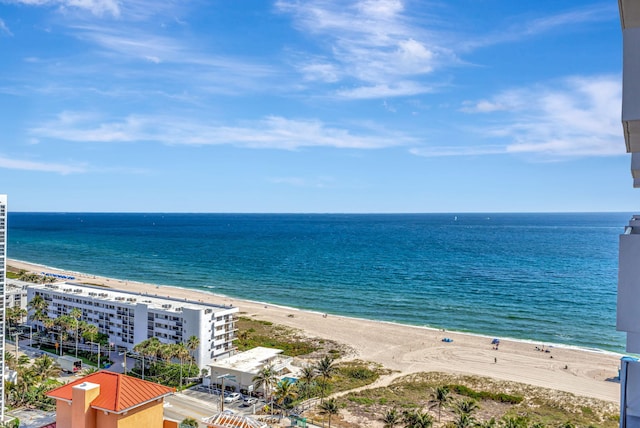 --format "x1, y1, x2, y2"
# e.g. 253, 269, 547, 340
27, 282, 238, 369
207, 346, 298, 395
6, 279, 28, 310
